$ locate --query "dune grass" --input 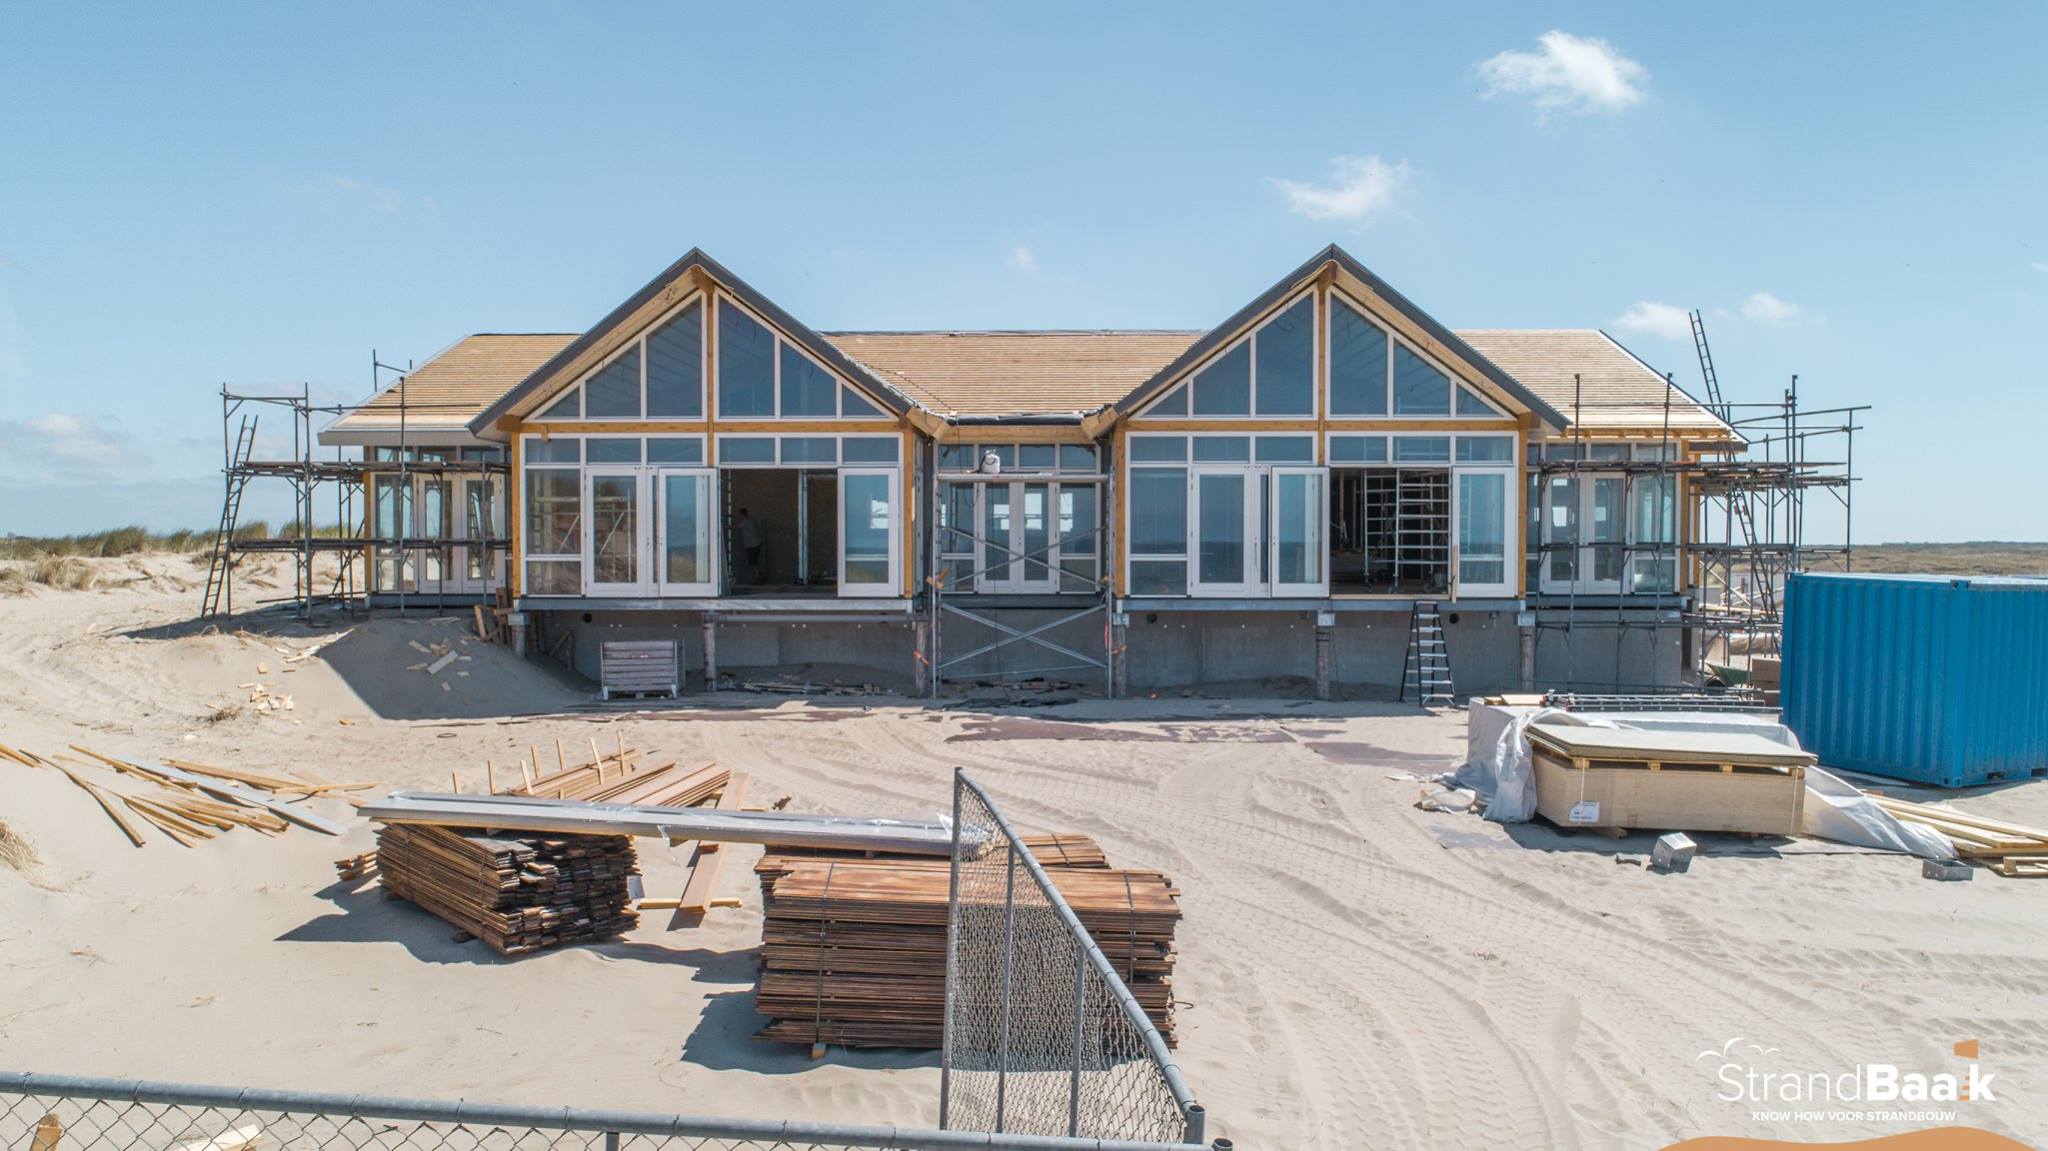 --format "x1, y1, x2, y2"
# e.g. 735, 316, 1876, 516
0, 520, 351, 561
